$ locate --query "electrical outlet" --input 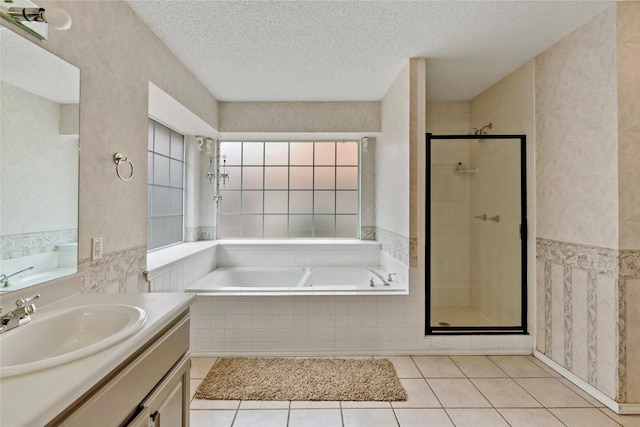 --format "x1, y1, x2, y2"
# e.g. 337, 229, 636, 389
92, 237, 103, 260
